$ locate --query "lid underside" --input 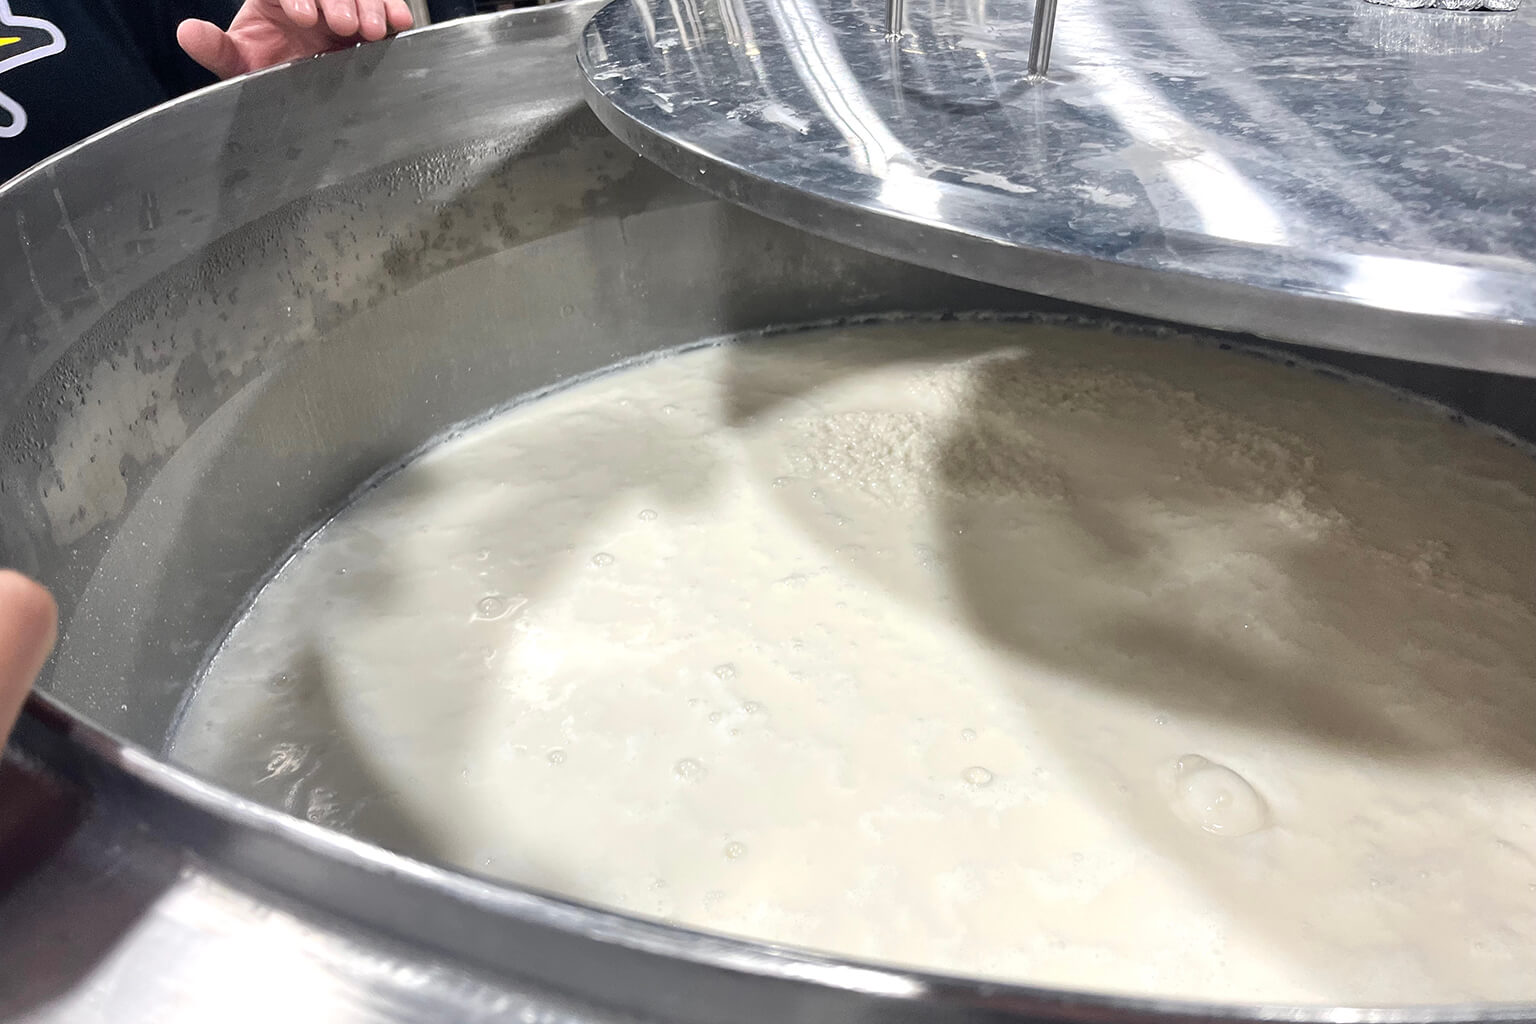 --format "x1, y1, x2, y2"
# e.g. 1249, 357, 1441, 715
580, 0, 1536, 375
